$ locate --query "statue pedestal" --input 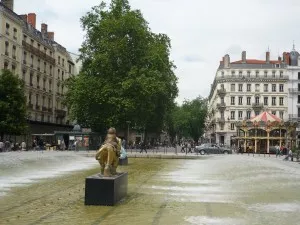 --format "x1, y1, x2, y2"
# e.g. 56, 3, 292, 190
85, 172, 128, 206
119, 157, 128, 165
